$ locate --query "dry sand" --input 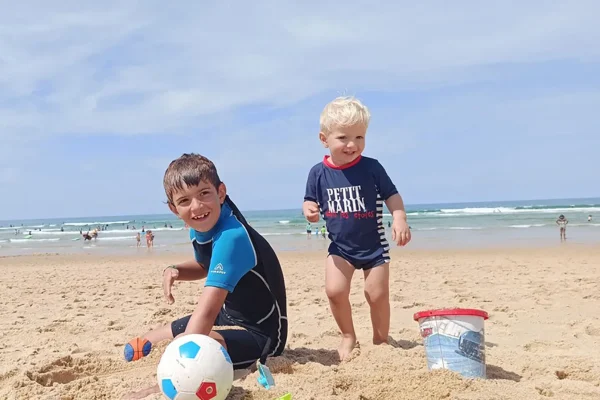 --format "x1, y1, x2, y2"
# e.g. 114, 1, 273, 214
1, 245, 600, 399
